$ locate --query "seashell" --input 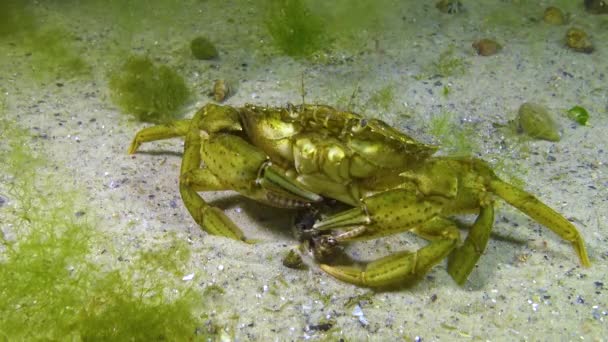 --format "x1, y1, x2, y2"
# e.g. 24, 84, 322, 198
213, 79, 231, 102
517, 102, 560, 142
